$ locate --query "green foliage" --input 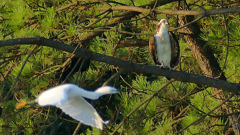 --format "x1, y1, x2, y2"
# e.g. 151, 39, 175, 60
151, 113, 174, 135
180, 89, 224, 134
41, 7, 57, 30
